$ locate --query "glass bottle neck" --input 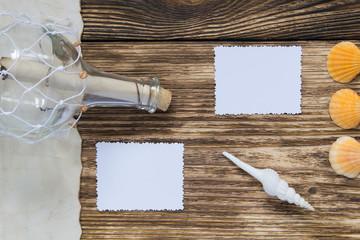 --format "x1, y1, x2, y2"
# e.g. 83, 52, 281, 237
82, 70, 160, 113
